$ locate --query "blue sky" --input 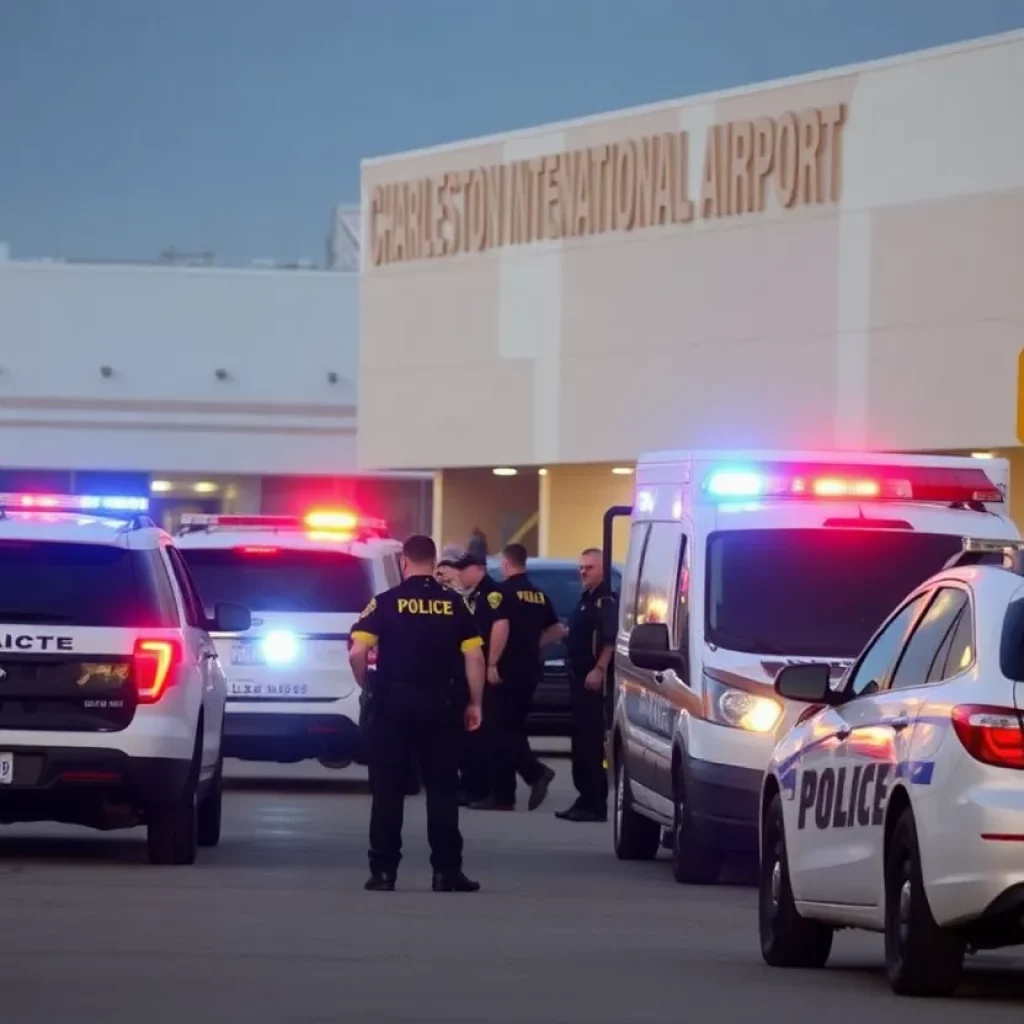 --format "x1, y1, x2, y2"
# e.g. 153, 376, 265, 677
1, 0, 1021, 264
